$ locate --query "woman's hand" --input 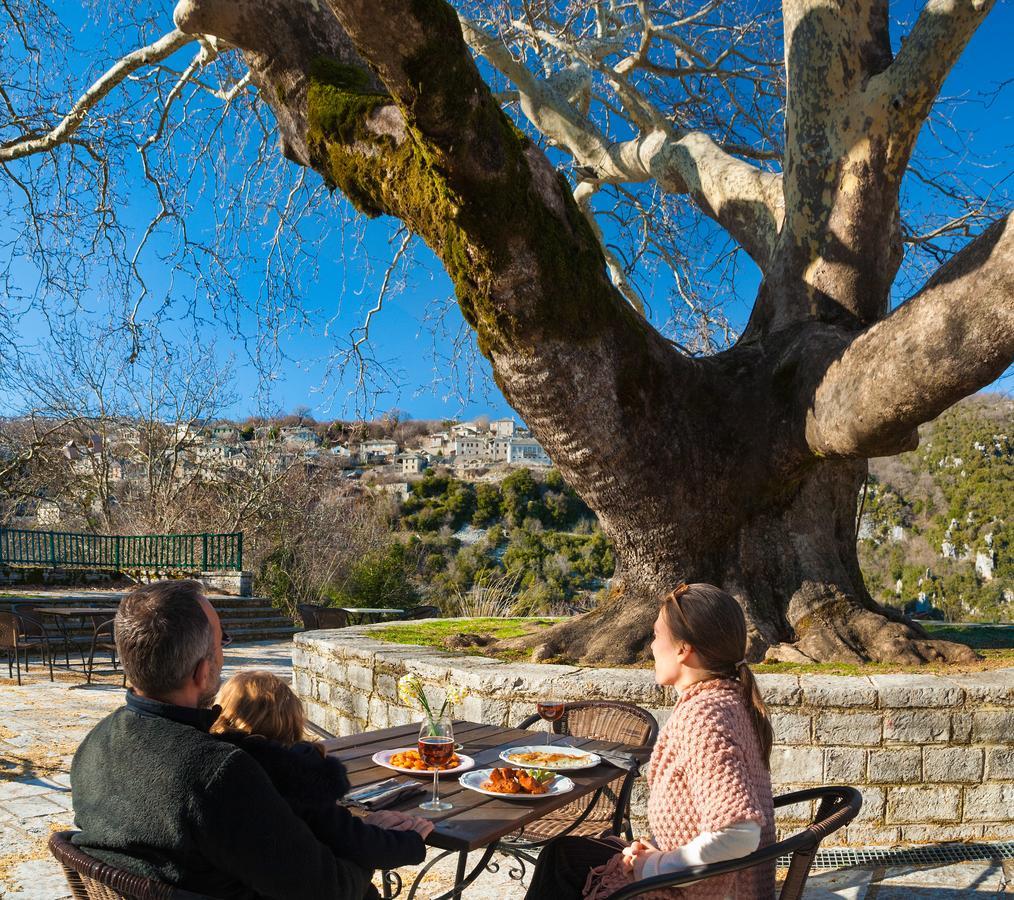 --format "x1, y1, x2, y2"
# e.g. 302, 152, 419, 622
621, 839, 658, 878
